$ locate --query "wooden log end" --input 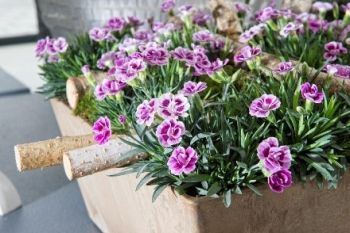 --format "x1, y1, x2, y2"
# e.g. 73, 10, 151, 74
66, 77, 87, 110
63, 153, 74, 181
14, 145, 24, 172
